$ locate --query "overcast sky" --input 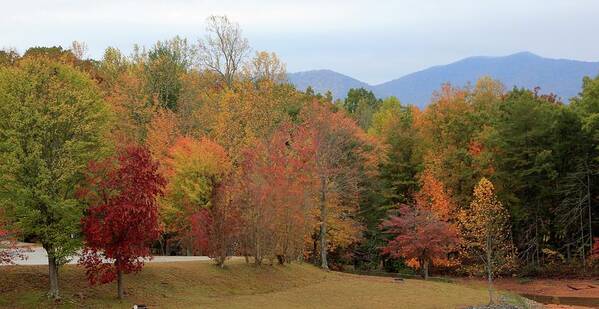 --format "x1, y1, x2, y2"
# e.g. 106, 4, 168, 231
2, 0, 599, 84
